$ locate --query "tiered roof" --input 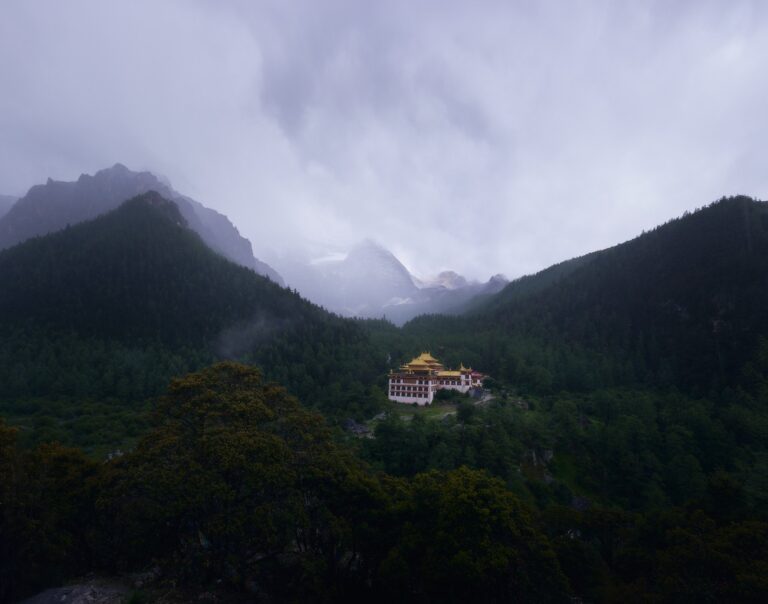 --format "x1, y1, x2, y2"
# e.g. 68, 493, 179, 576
398, 351, 443, 373
395, 352, 473, 375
